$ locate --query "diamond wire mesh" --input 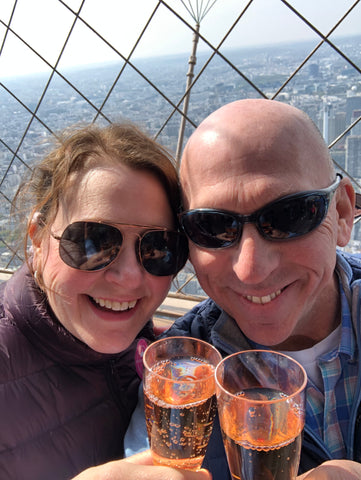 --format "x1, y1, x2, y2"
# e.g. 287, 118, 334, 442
0, 0, 361, 300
